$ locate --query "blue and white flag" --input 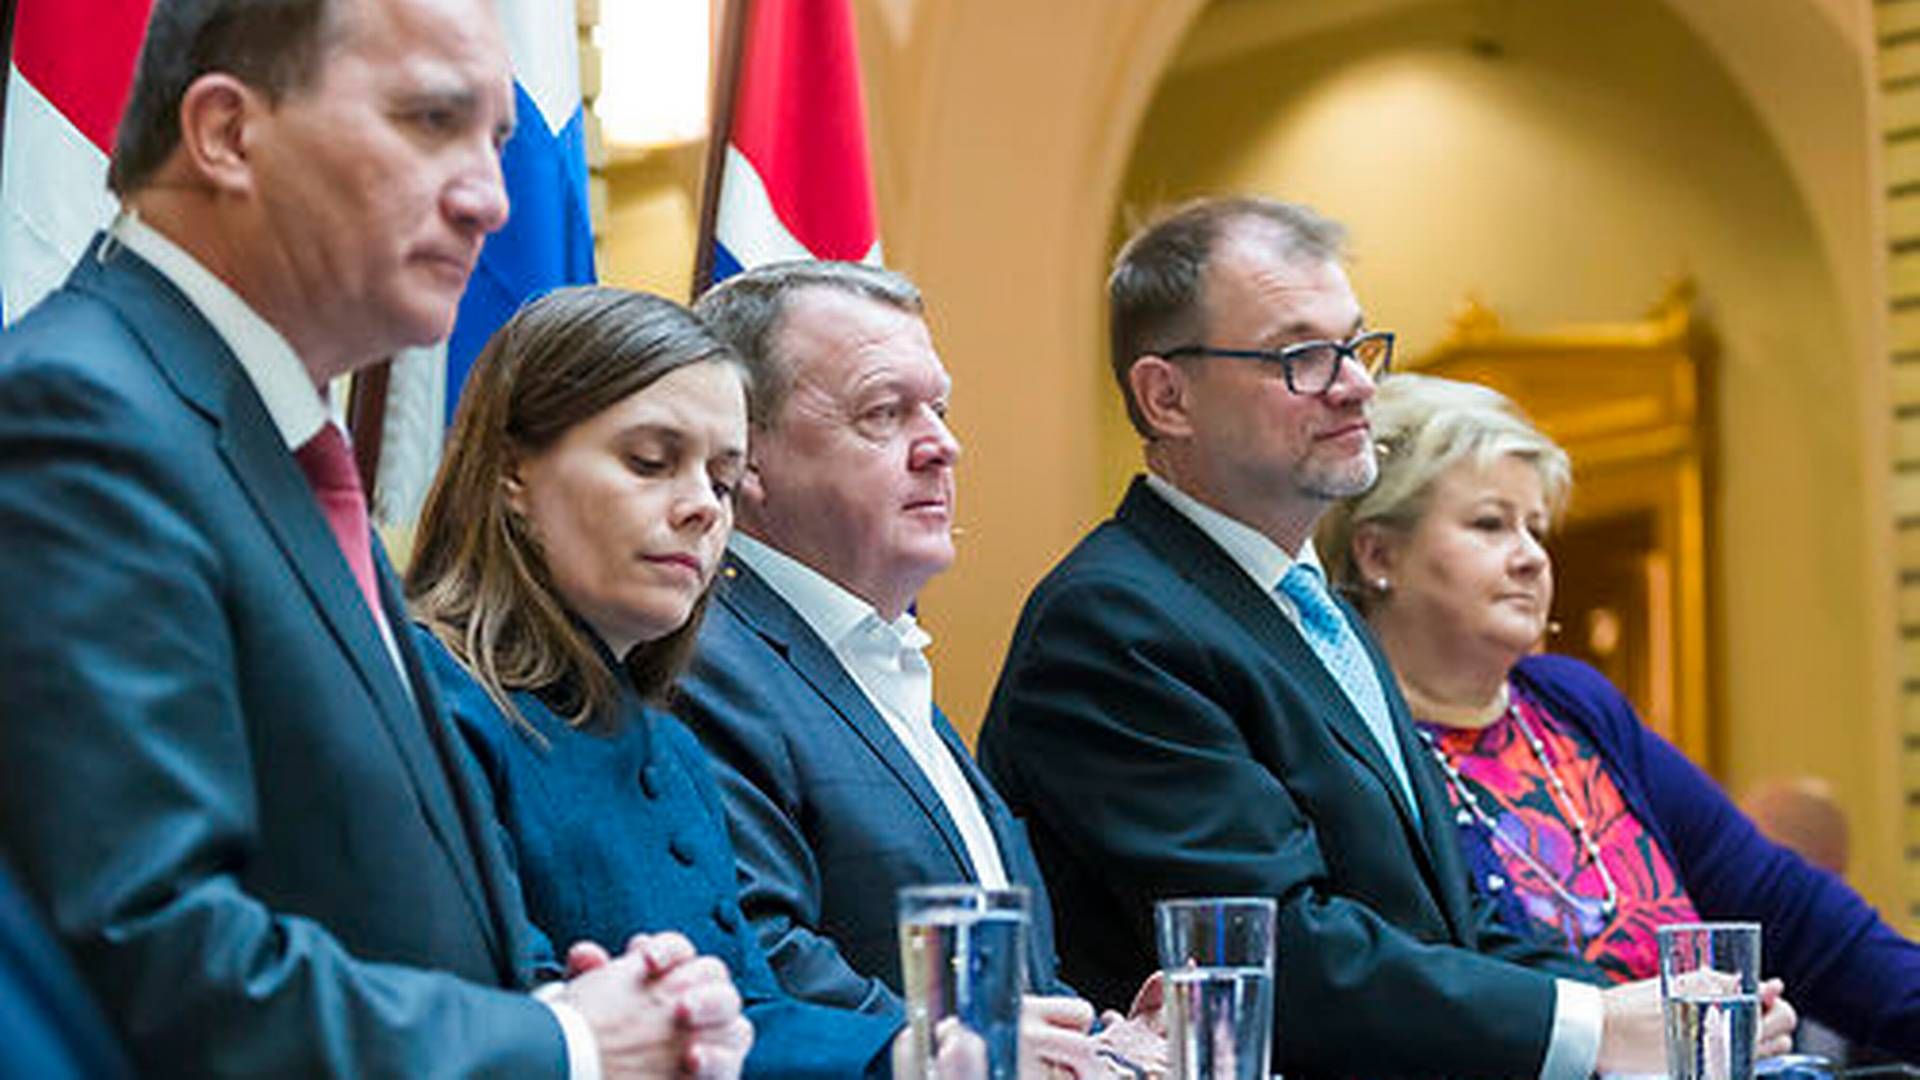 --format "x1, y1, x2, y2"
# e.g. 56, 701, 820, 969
373, 0, 594, 525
